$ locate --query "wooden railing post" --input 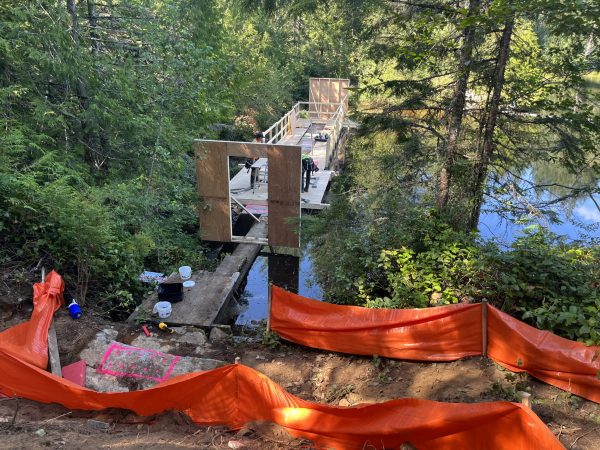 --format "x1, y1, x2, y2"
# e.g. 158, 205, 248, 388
43, 267, 62, 377
482, 299, 488, 357
267, 282, 272, 333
